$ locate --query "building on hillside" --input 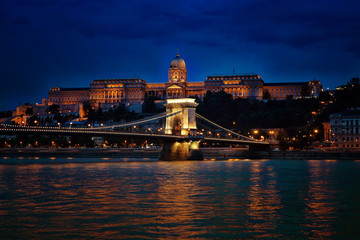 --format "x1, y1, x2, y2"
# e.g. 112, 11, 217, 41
45, 53, 323, 111
89, 78, 147, 106
330, 108, 360, 149
48, 87, 90, 105
205, 74, 264, 99
264, 80, 322, 100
